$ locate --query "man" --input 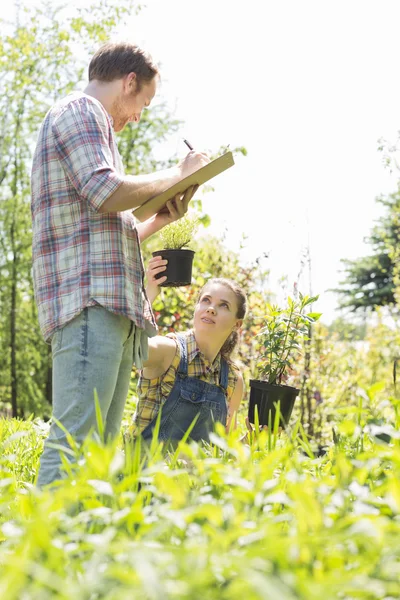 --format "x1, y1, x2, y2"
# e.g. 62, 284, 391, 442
31, 41, 209, 486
